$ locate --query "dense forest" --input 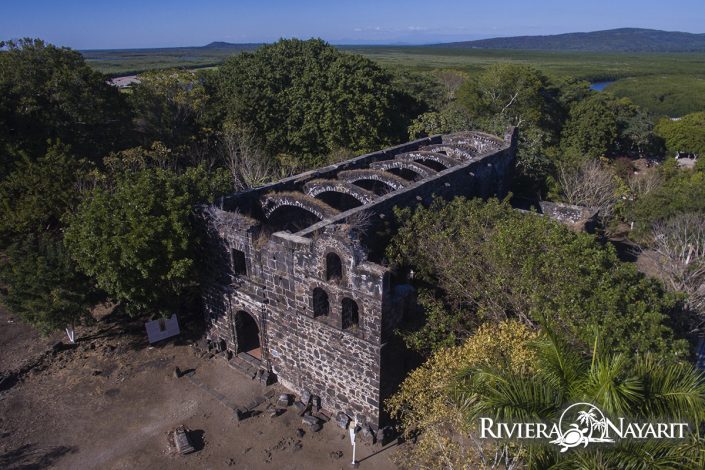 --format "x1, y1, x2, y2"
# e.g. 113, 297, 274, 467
605, 75, 705, 117
1, 37, 704, 469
